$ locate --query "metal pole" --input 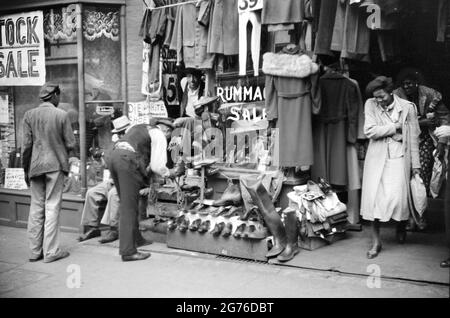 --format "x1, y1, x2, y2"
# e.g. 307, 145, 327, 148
76, 3, 87, 198
120, 5, 127, 114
